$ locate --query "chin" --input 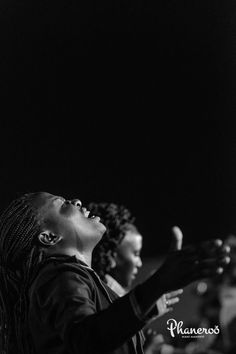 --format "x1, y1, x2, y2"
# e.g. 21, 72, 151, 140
99, 223, 107, 236
122, 279, 131, 290
96, 226, 106, 242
